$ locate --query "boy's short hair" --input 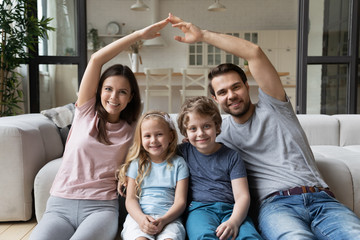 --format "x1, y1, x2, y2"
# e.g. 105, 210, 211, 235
177, 96, 222, 137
